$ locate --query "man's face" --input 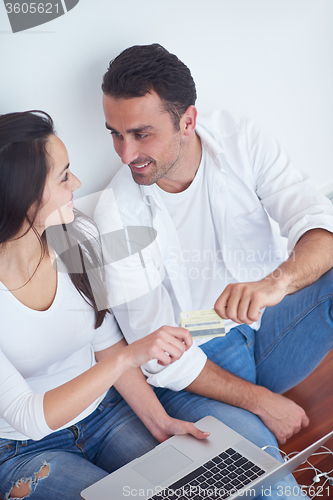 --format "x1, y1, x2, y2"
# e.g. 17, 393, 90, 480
103, 91, 184, 186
